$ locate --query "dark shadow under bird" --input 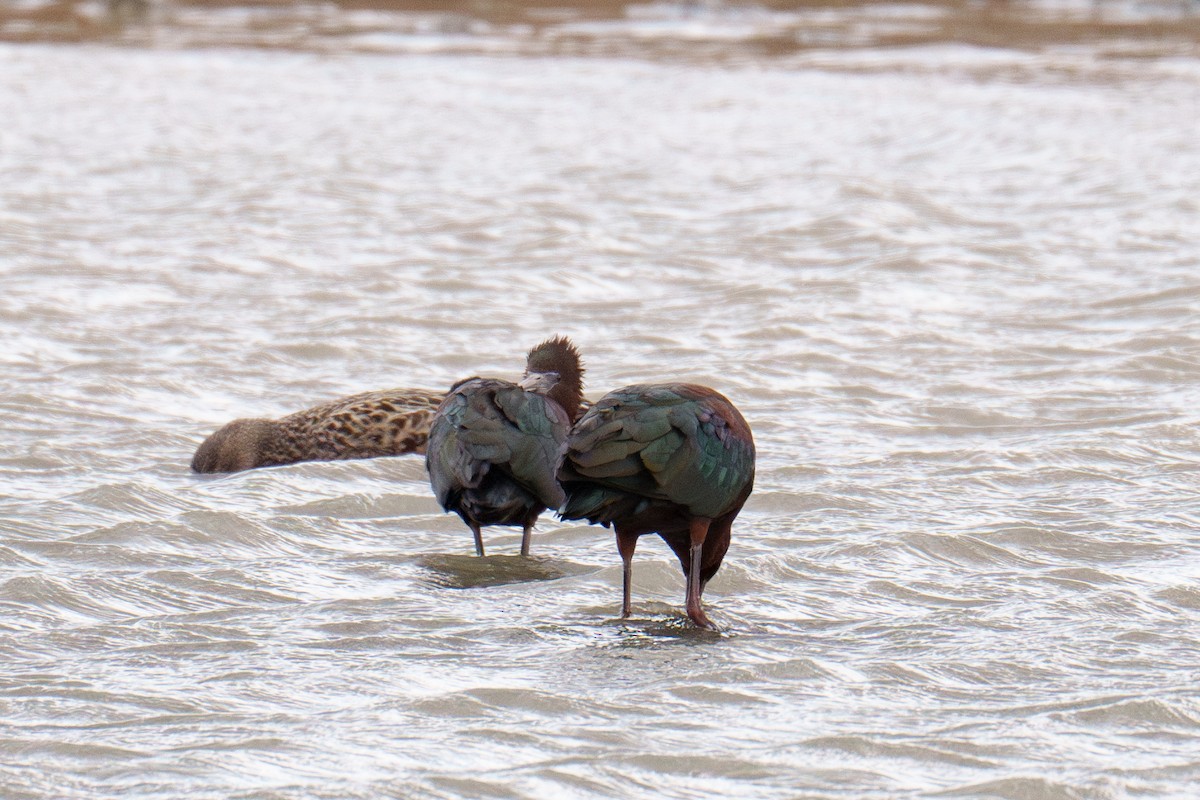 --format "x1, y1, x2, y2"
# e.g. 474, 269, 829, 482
426, 336, 585, 557
191, 388, 444, 474
558, 383, 755, 630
